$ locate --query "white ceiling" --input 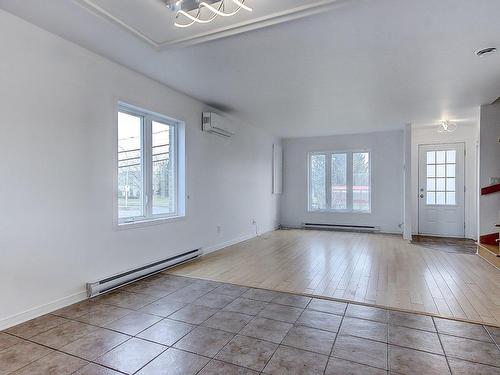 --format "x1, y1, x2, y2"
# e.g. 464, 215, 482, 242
1, 0, 500, 137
